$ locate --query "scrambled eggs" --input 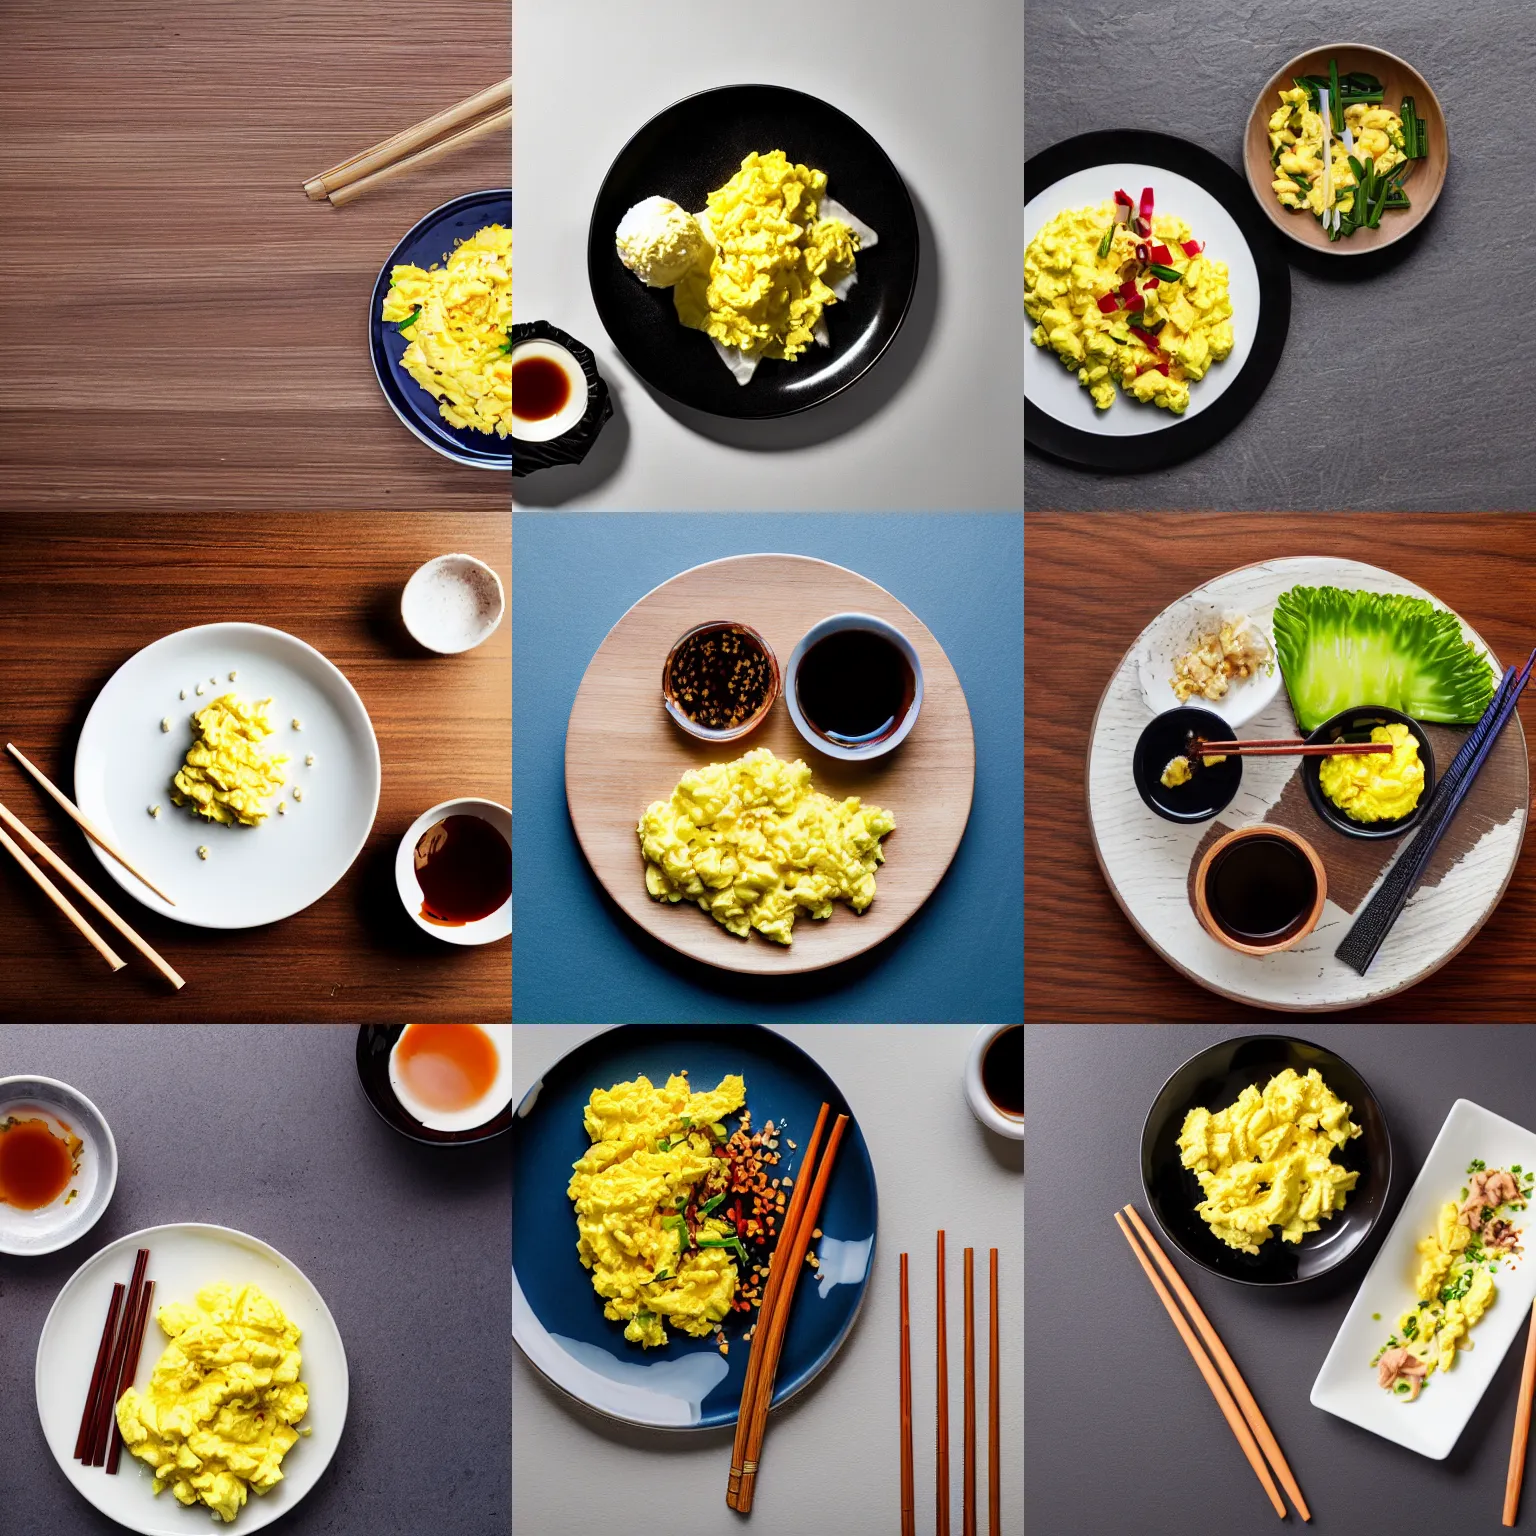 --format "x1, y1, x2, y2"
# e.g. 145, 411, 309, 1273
1269, 89, 1405, 220
1375, 1164, 1531, 1401
568, 1073, 746, 1348
674, 151, 859, 363
170, 695, 288, 827
116, 1282, 308, 1524
1160, 755, 1194, 789
638, 747, 895, 946
1024, 197, 1233, 413
1178, 1068, 1361, 1255
382, 223, 511, 438
1320, 722, 1424, 823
